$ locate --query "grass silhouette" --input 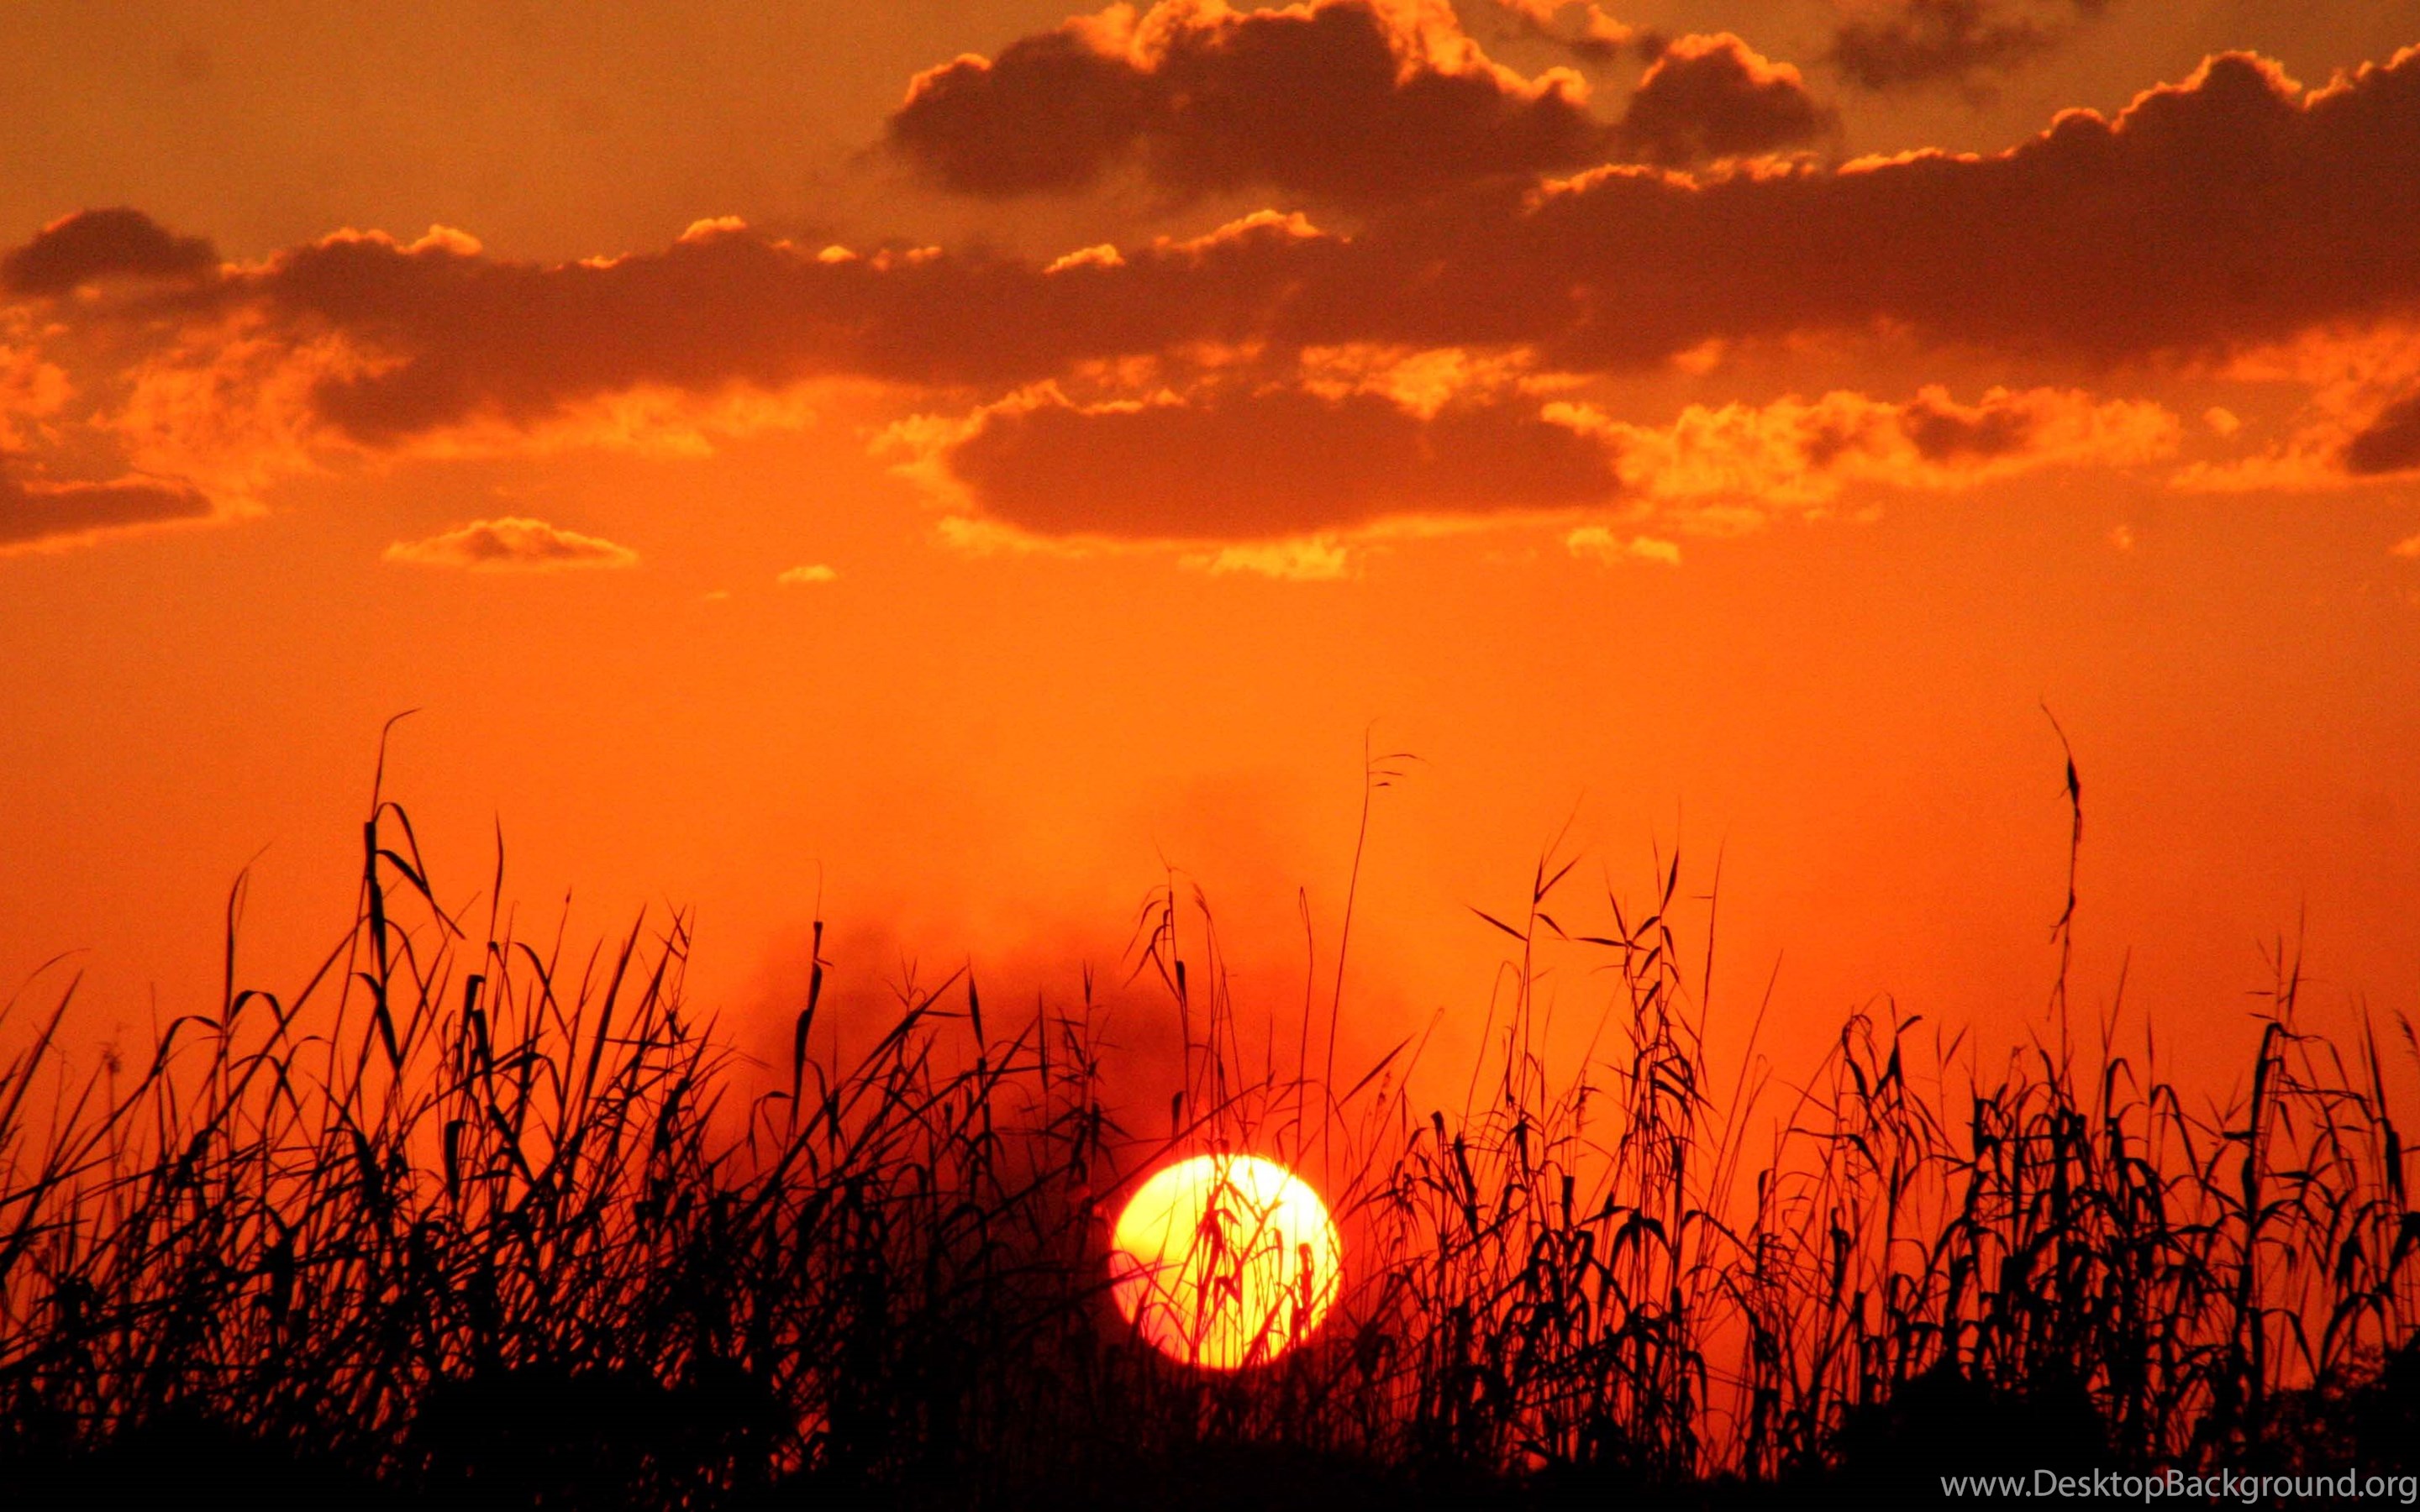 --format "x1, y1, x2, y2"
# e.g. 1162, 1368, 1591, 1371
5, 758, 2420, 1508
